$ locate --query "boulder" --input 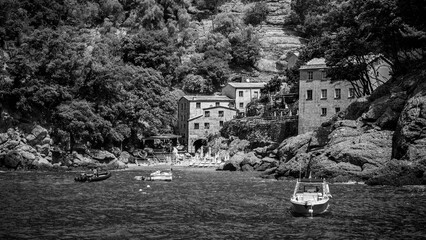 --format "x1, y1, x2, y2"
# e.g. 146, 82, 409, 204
222, 162, 238, 171
366, 160, 426, 186
90, 150, 117, 163
255, 159, 278, 171
107, 159, 127, 169
33, 157, 52, 168
222, 152, 246, 171
240, 152, 261, 167
0, 133, 8, 144
36, 144, 50, 156
3, 150, 23, 169
26, 125, 48, 146
21, 151, 36, 161
324, 130, 393, 168
118, 151, 132, 164
72, 152, 96, 165
241, 164, 254, 171
277, 132, 313, 162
